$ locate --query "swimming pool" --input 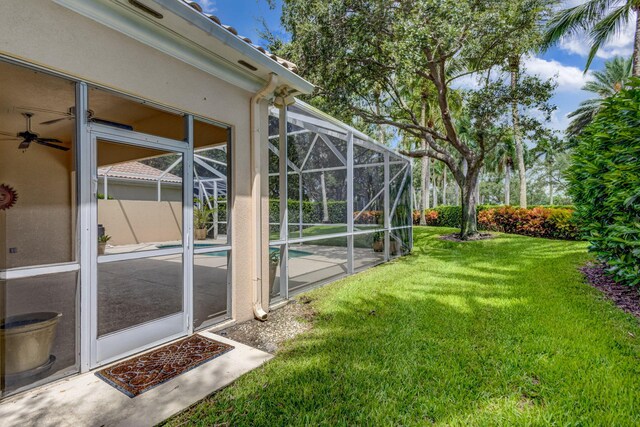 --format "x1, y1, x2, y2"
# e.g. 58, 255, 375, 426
156, 244, 312, 258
